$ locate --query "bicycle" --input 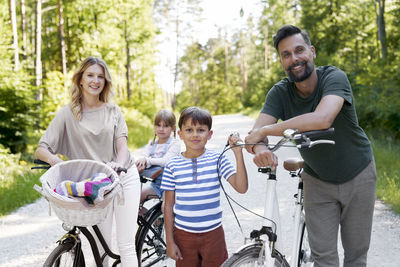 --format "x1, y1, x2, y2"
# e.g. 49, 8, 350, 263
221, 128, 335, 267
32, 160, 168, 267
